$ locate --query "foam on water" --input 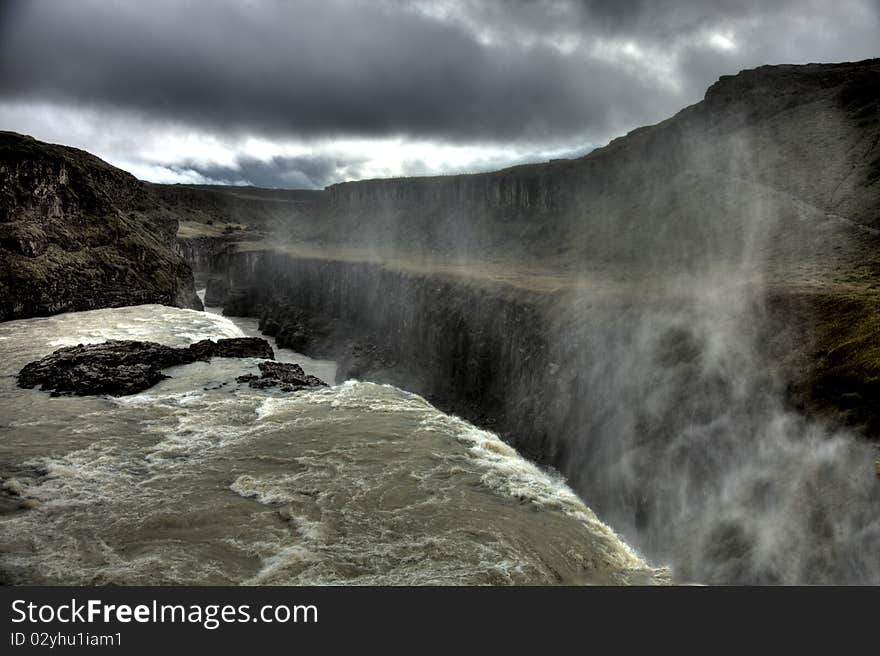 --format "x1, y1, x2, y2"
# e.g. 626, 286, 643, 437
201, 297, 338, 386
0, 304, 663, 585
